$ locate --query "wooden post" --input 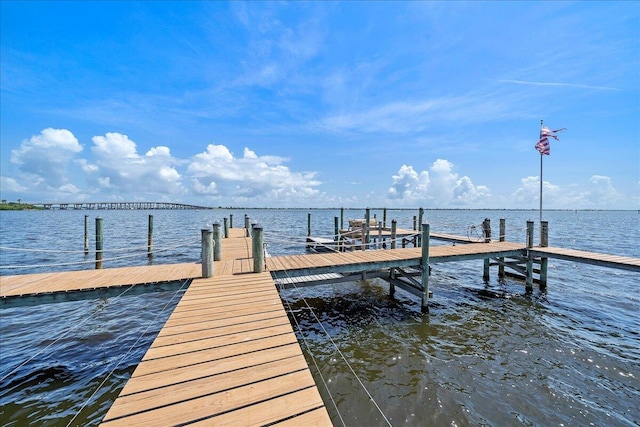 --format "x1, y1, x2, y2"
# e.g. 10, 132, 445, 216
212, 222, 222, 261
334, 216, 339, 243
307, 213, 312, 237
383, 208, 387, 228
391, 219, 397, 249
229, 214, 233, 228
498, 218, 506, 279
526, 220, 534, 293
223, 217, 229, 238
147, 214, 153, 258
253, 225, 264, 273
482, 218, 491, 281
364, 208, 371, 249
95, 217, 103, 269
201, 226, 213, 278
418, 207, 424, 247
245, 215, 251, 237
421, 223, 431, 313
413, 216, 417, 231
390, 268, 396, 298
377, 221, 382, 249
84, 215, 89, 255
540, 220, 549, 292
340, 207, 344, 230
